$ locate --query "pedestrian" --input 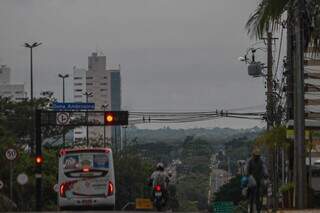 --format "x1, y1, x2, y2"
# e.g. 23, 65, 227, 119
245, 147, 269, 213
